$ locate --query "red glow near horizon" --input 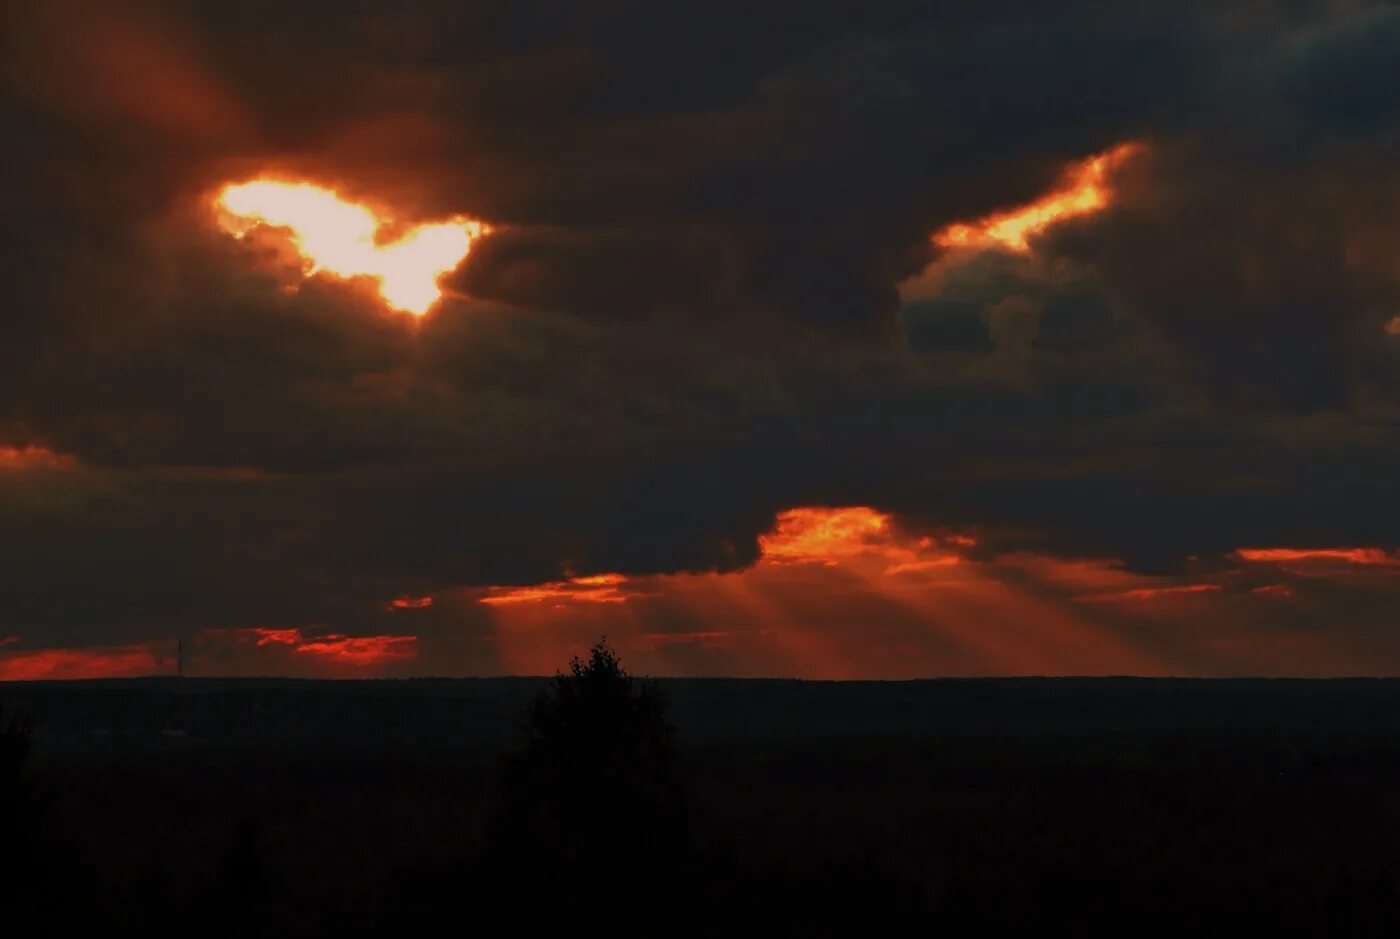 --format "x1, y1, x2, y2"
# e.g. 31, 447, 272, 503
244, 627, 417, 665
479, 506, 1171, 678
478, 509, 1400, 678
478, 509, 977, 608
0, 644, 169, 681
11, 515, 1398, 679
